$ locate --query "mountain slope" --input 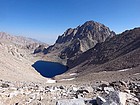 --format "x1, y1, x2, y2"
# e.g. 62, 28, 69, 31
0, 45, 45, 82
68, 27, 140, 69
56, 27, 140, 81
0, 32, 47, 82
